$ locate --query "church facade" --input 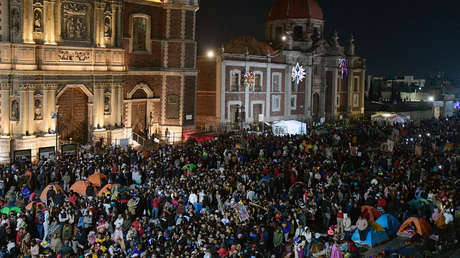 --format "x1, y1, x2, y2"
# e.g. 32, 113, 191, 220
0, 0, 198, 163
196, 0, 365, 130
